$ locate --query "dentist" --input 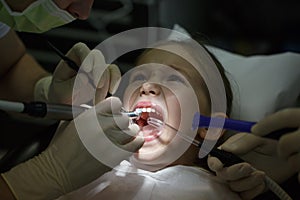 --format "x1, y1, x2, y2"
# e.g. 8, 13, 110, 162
0, 1, 143, 199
